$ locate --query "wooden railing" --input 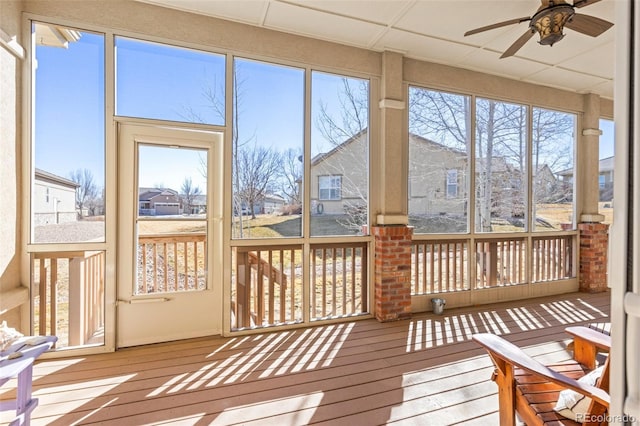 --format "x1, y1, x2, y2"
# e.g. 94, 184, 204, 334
411, 234, 576, 295
137, 233, 206, 294
31, 250, 105, 348
233, 246, 302, 329
411, 241, 469, 294
532, 235, 574, 282
310, 243, 368, 320
475, 238, 527, 288
232, 242, 369, 330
